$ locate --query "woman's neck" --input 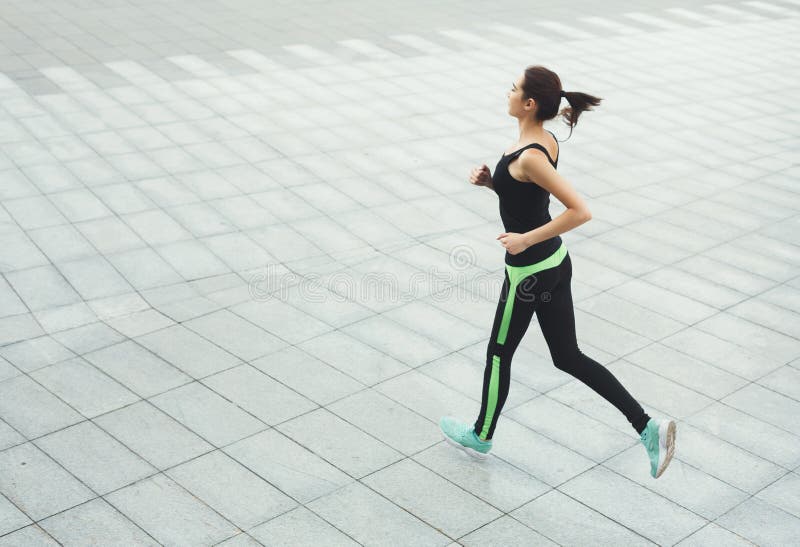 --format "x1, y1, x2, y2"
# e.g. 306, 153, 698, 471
517, 116, 545, 142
